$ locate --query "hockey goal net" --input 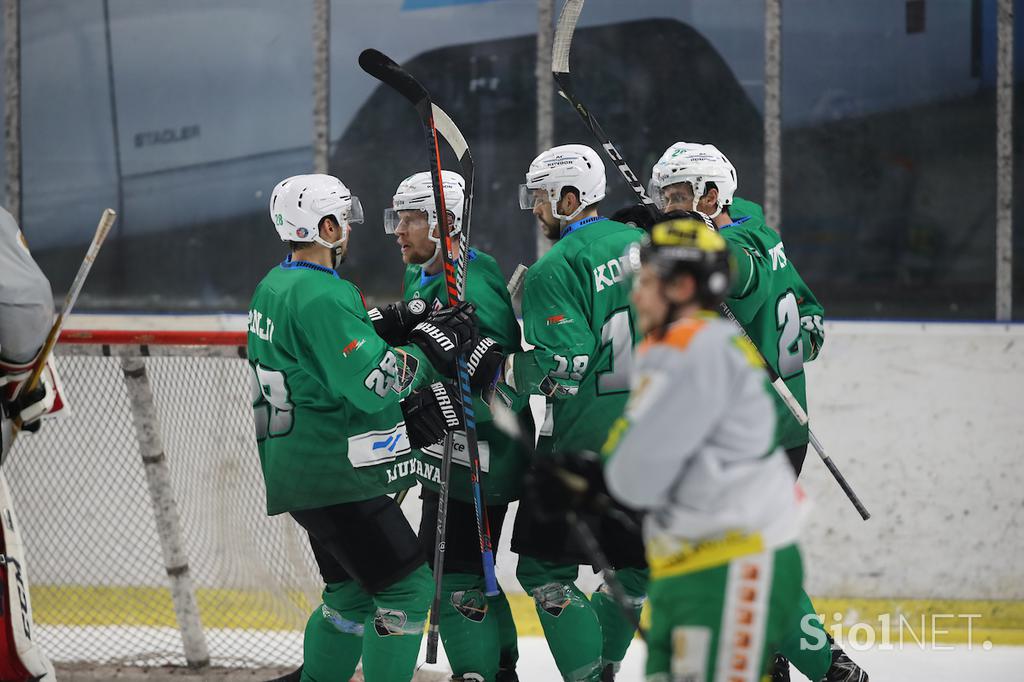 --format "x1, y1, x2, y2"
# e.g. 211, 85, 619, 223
4, 329, 322, 672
